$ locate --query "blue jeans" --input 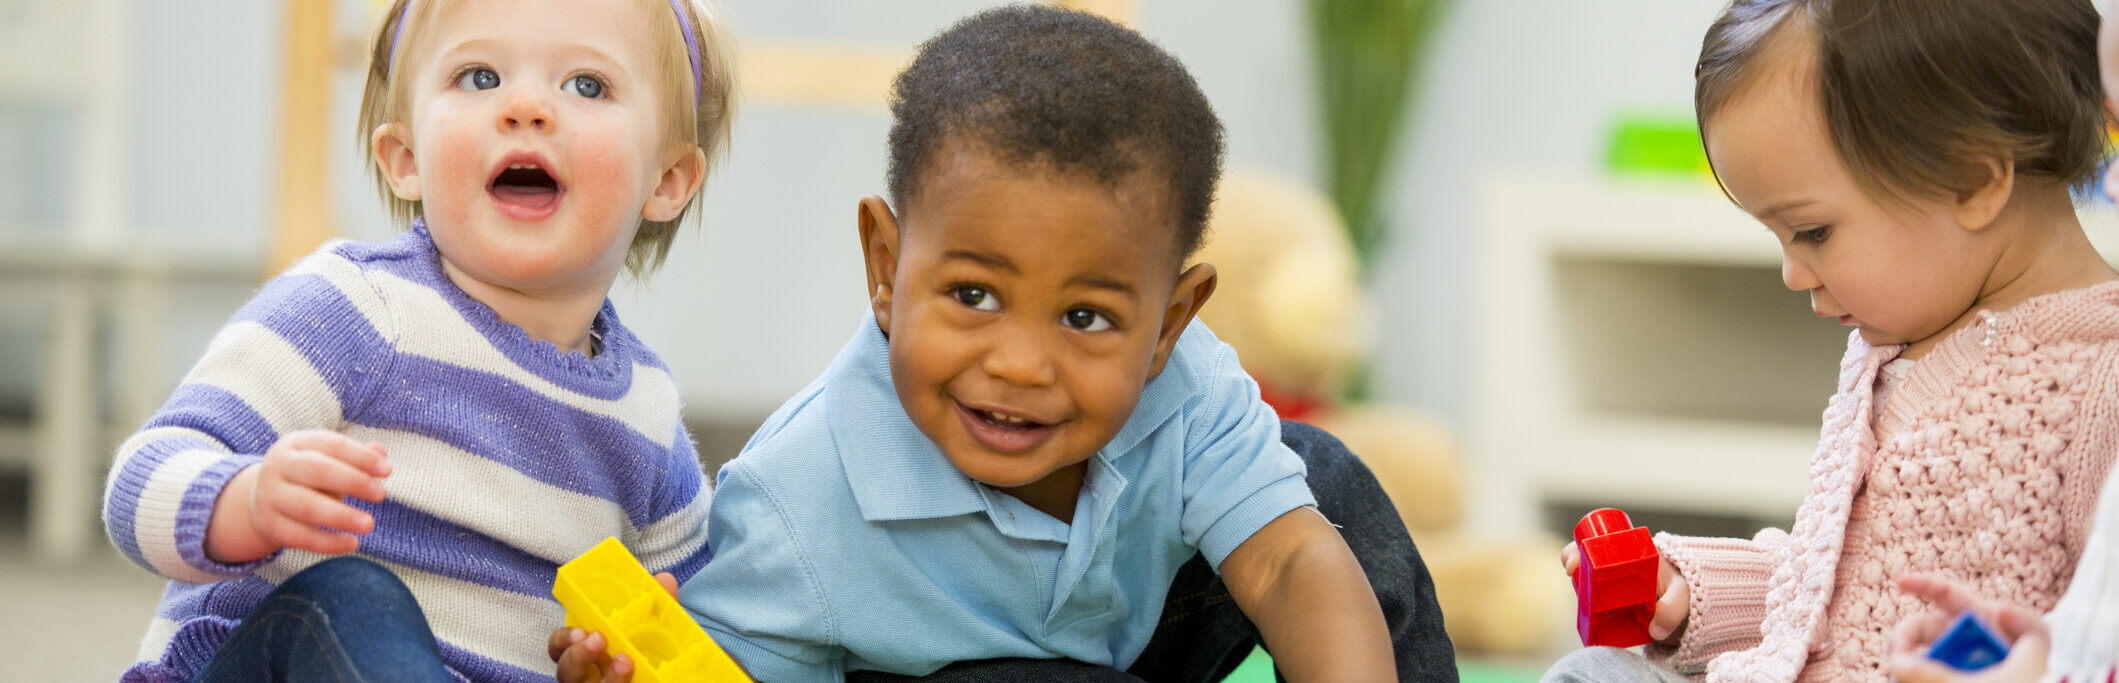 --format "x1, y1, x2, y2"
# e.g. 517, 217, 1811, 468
850, 421, 1459, 683
193, 556, 455, 683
